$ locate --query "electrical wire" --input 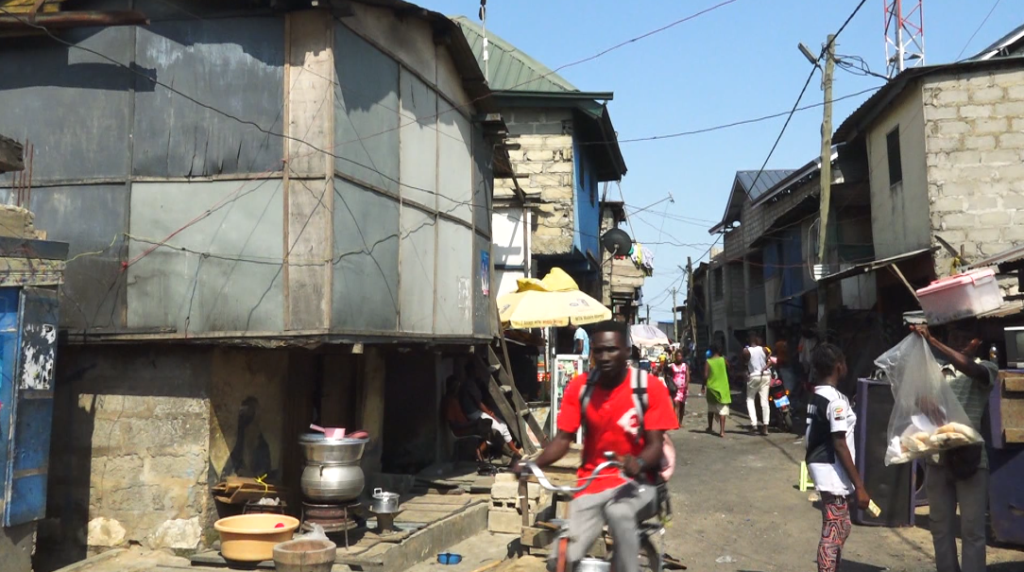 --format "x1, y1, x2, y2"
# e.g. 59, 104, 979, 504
956, 0, 1003, 61
580, 87, 882, 145
737, 0, 868, 201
